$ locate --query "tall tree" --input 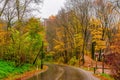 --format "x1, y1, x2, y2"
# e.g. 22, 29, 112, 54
66, 0, 92, 65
